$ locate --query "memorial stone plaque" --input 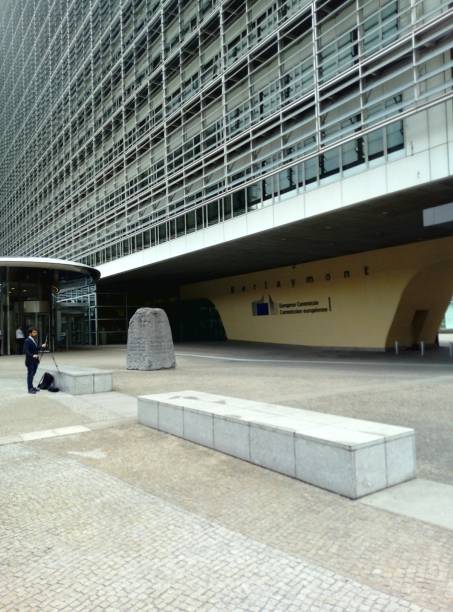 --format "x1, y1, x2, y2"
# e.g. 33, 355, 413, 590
127, 307, 176, 370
